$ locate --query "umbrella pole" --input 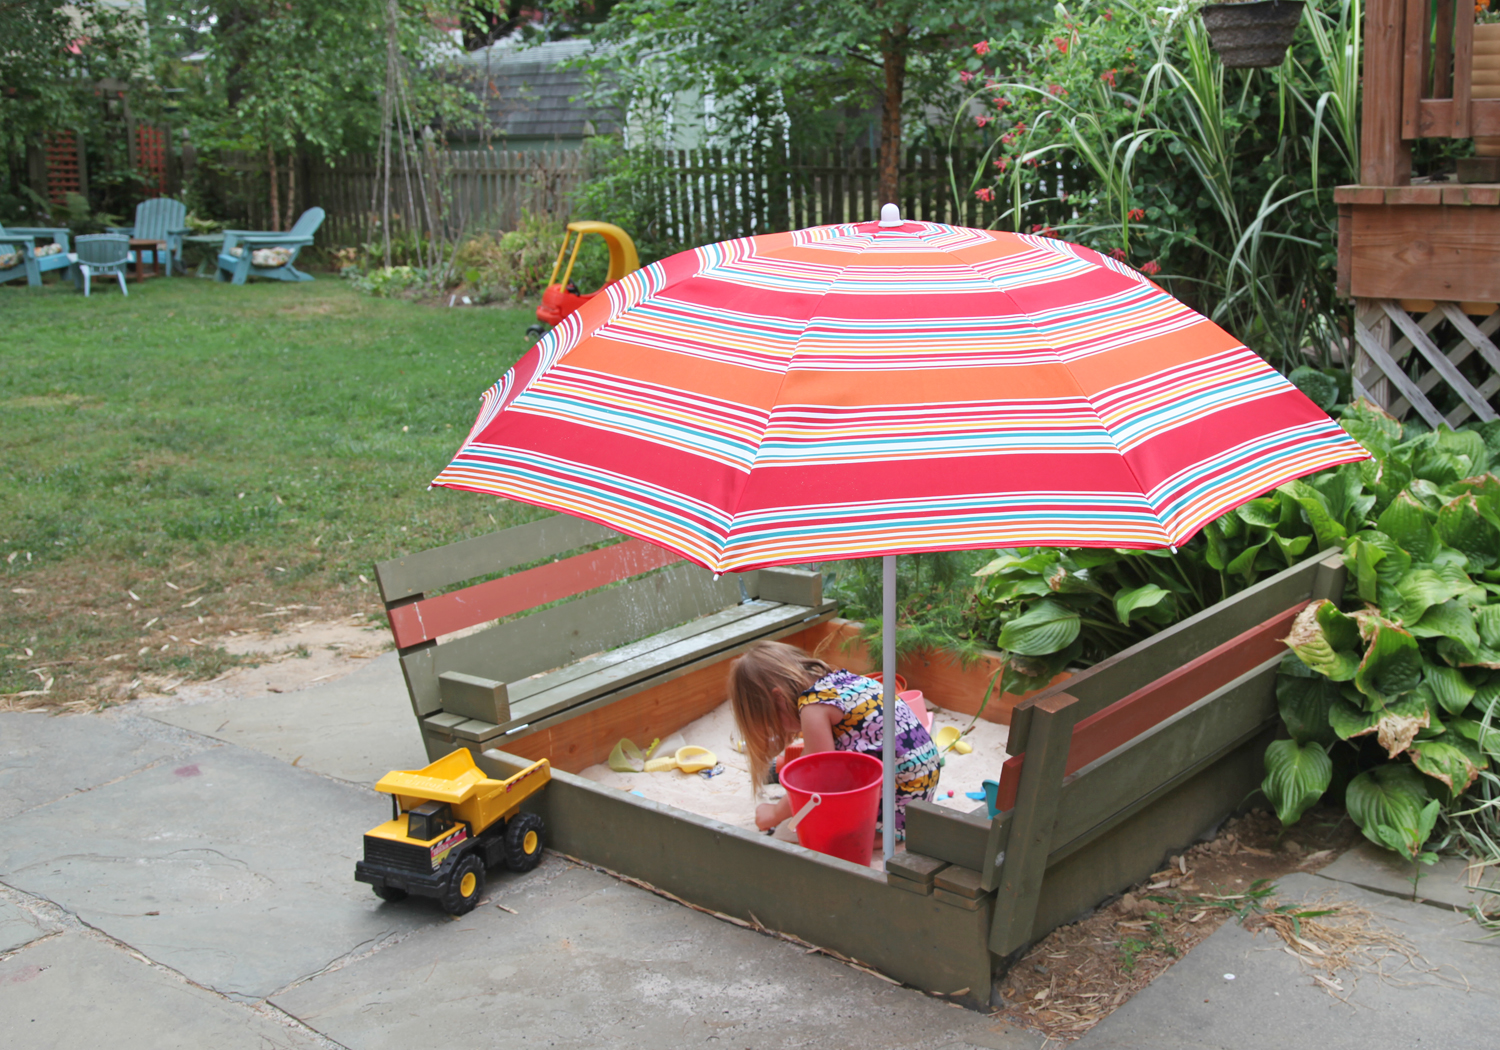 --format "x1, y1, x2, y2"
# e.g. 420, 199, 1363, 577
882, 555, 896, 863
